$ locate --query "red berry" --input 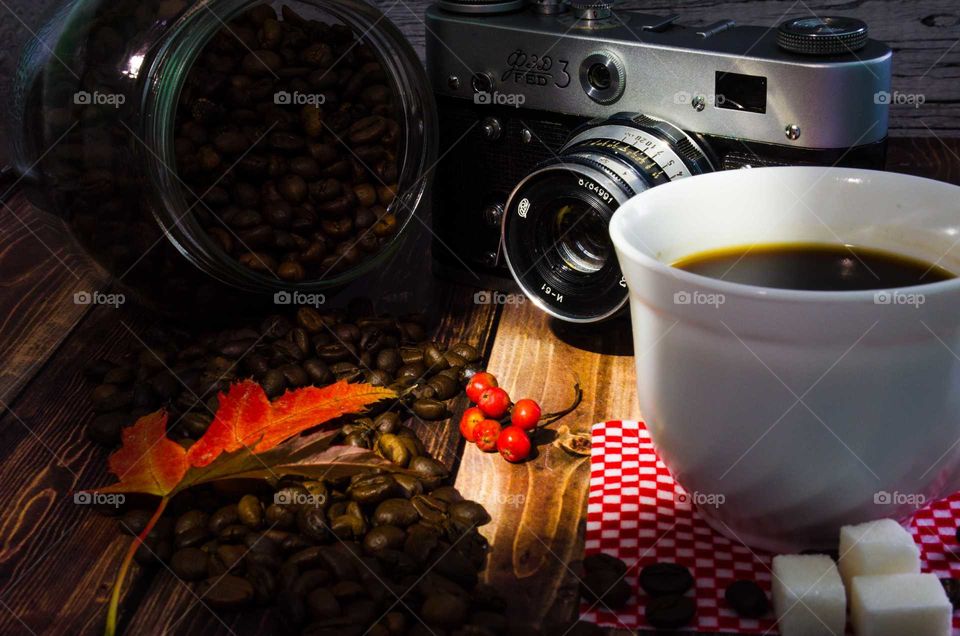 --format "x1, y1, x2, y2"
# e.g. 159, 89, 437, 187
466, 372, 498, 404
459, 407, 486, 442
497, 426, 532, 463
475, 419, 502, 452
478, 387, 511, 419
510, 398, 542, 431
